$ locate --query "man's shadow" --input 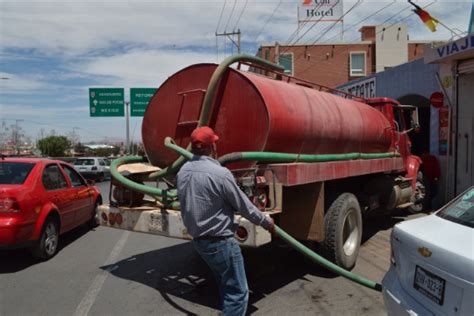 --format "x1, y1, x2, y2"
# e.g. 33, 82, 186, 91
101, 239, 338, 315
